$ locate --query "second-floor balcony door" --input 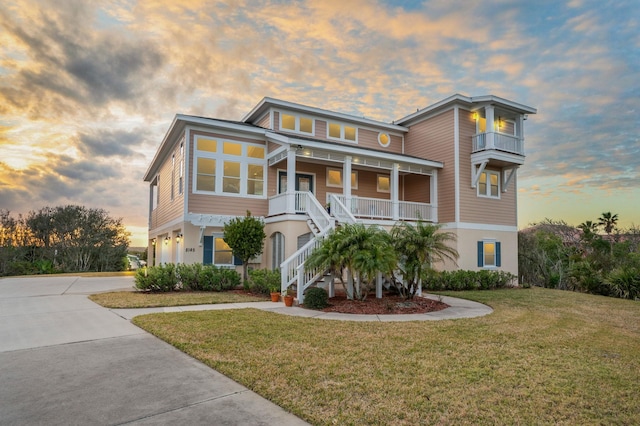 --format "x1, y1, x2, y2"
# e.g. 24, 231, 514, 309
278, 171, 314, 212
